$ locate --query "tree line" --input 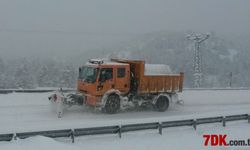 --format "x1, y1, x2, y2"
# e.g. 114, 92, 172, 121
0, 31, 250, 89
